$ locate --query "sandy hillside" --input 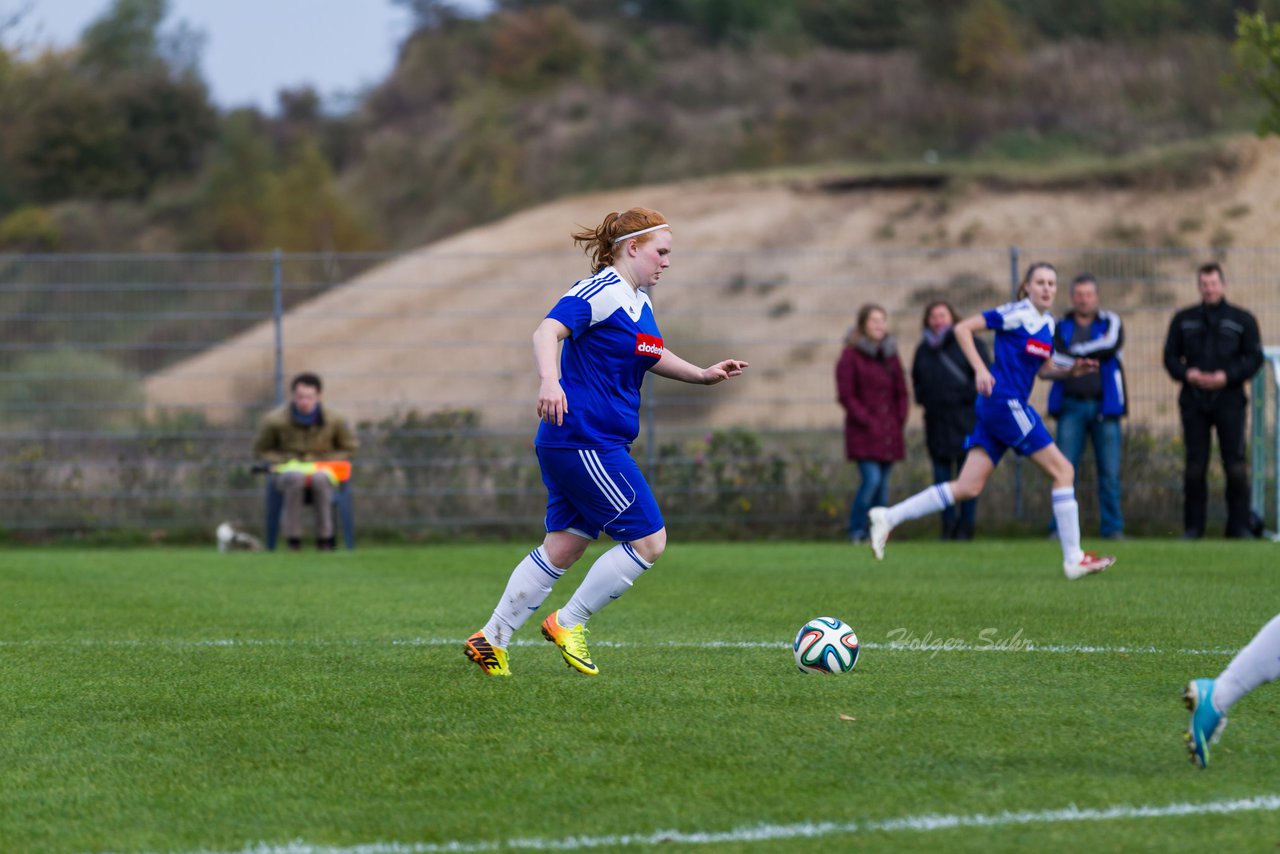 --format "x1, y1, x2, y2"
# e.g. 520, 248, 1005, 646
146, 135, 1280, 433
